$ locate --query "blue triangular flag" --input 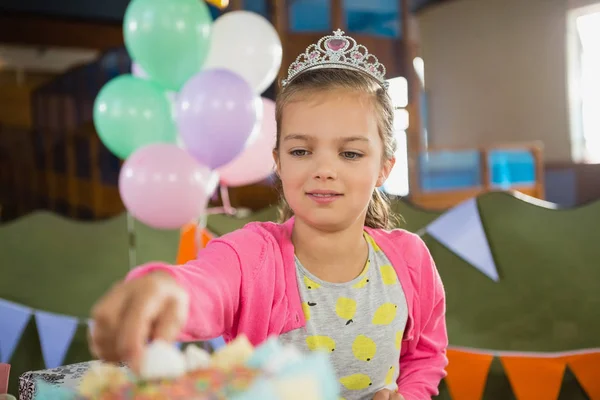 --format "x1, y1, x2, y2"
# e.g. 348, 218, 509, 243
0, 299, 32, 363
87, 319, 94, 334
35, 311, 79, 369
426, 198, 499, 281
209, 336, 226, 350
